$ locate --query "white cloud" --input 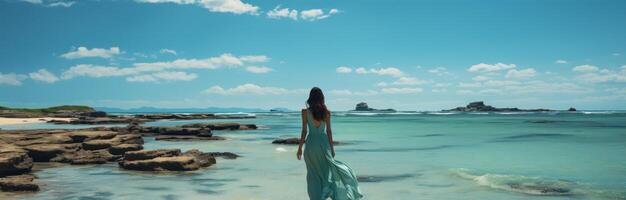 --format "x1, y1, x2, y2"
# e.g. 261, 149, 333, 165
381, 87, 423, 94
458, 82, 482, 88
457, 80, 590, 95
61, 47, 120, 59
577, 72, 626, 83
472, 75, 491, 81
555, 60, 568, 64
126, 74, 157, 82
355, 67, 367, 74
427, 67, 449, 76
505, 68, 537, 79
21, 0, 75, 7
47, 1, 75, 7
391, 77, 429, 85
203, 83, 291, 95
29, 69, 59, 83
300, 8, 338, 21
572, 65, 599, 73
368, 67, 405, 77
153, 71, 197, 81
0, 73, 27, 86
245, 66, 273, 73
136, 0, 259, 15
267, 6, 298, 20
348, 67, 404, 77
61, 64, 136, 79
329, 89, 378, 96
468, 63, 516, 73
159, 48, 177, 55
127, 71, 197, 82
239, 55, 269, 62
268, 7, 339, 21
61, 53, 270, 81
336, 66, 352, 73
613, 53, 621, 56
